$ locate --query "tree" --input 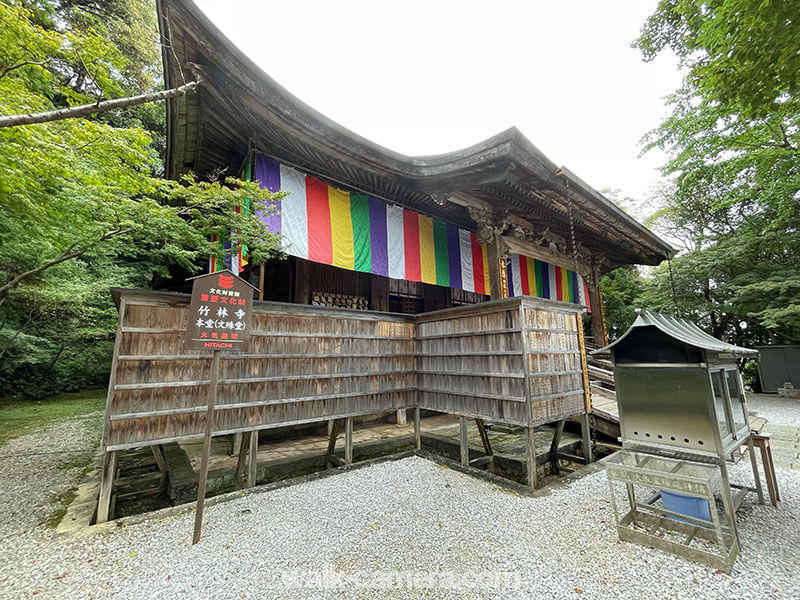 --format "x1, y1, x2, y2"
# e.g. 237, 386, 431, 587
636, 0, 800, 119
633, 0, 800, 347
0, 2, 283, 397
